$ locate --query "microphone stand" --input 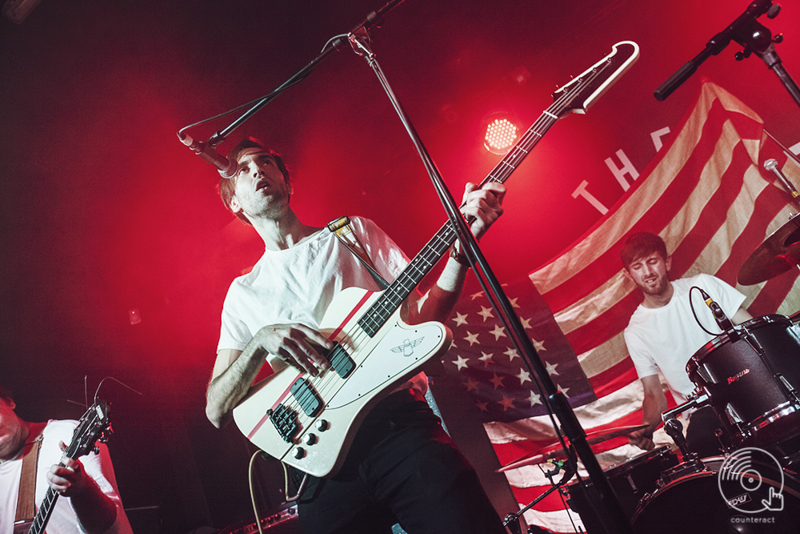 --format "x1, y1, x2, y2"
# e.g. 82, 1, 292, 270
654, 0, 800, 109
347, 20, 631, 534
176, 0, 407, 150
